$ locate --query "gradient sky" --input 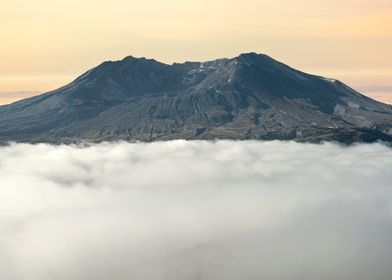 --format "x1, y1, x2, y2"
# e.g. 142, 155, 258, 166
1, 0, 391, 104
